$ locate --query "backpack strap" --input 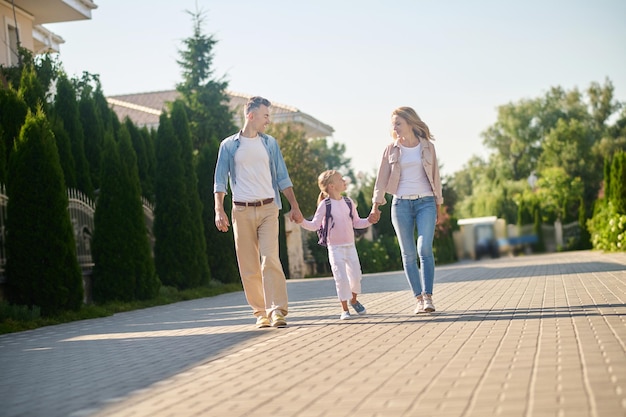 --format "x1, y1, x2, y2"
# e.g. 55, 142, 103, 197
324, 197, 332, 223
343, 196, 353, 221
317, 197, 333, 246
